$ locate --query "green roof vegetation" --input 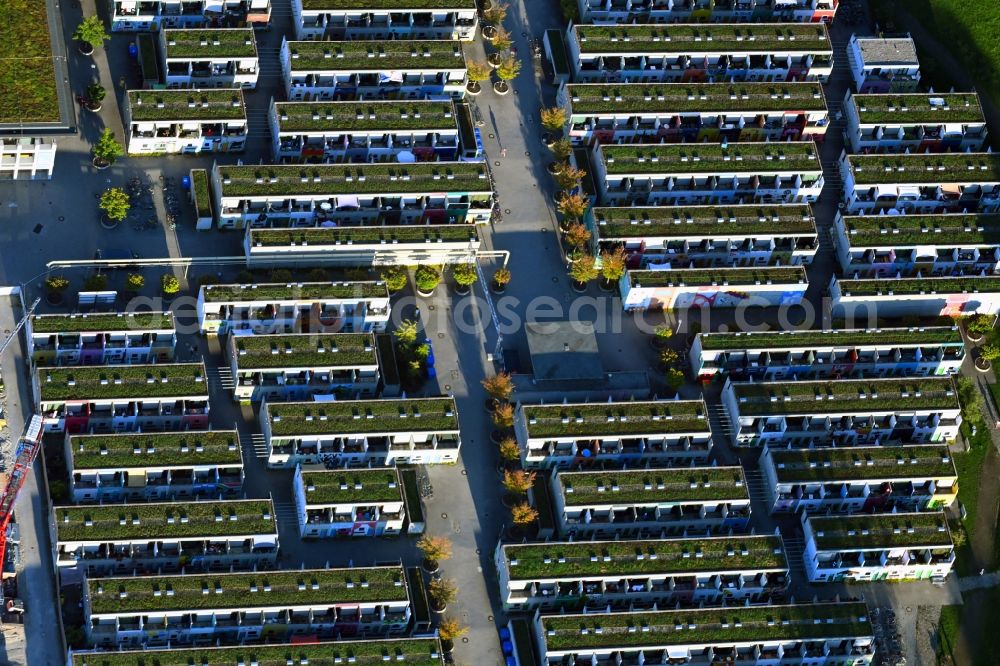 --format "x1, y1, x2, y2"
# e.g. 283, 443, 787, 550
558, 467, 749, 505
127, 89, 246, 122
163, 28, 257, 59
268, 398, 459, 436
69, 431, 242, 471
521, 400, 710, 438
593, 204, 815, 239
540, 602, 872, 652
71, 638, 445, 666
768, 445, 957, 483
699, 326, 963, 351
732, 377, 959, 416
285, 40, 465, 72
232, 333, 377, 370
39, 364, 208, 402
31, 312, 175, 334
87, 566, 408, 615
191, 168, 212, 218
568, 82, 826, 115
852, 92, 985, 124
300, 0, 474, 7
629, 267, 807, 288
203, 281, 388, 303
301, 468, 403, 504
574, 23, 832, 55
0, 0, 60, 124
601, 142, 821, 175
838, 275, 1000, 297
504, 536, 786, 581
841, 213, 1000, 248
57, 499, 275, 542
217, 163, 491, 197
846, 153, 1000, 184
248, 225, 478, 247
808, 512, 953, 550
275, 100, 458, 132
